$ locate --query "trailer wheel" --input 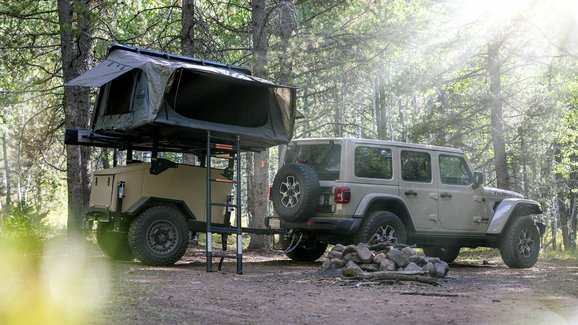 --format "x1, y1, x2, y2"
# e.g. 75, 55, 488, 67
128, 206, 189, 266
96, 222, 134, 261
